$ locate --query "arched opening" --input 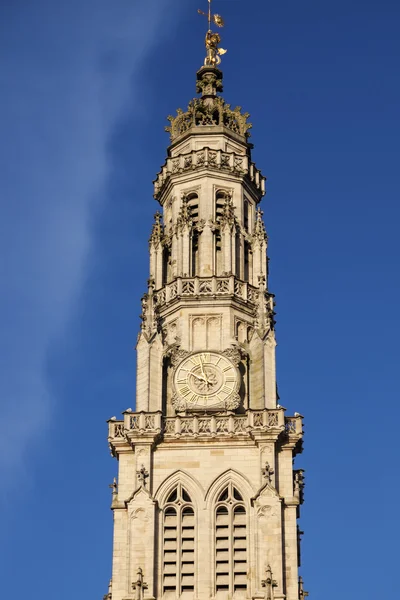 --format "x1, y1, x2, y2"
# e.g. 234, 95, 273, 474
243, 200, 249, 232
162, 246, 171, 285
215, 190, 229, 275
244, 240, 252, 283
215, 483, 247, 597
186, 193, 199, 277
162, 484, 195, 598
